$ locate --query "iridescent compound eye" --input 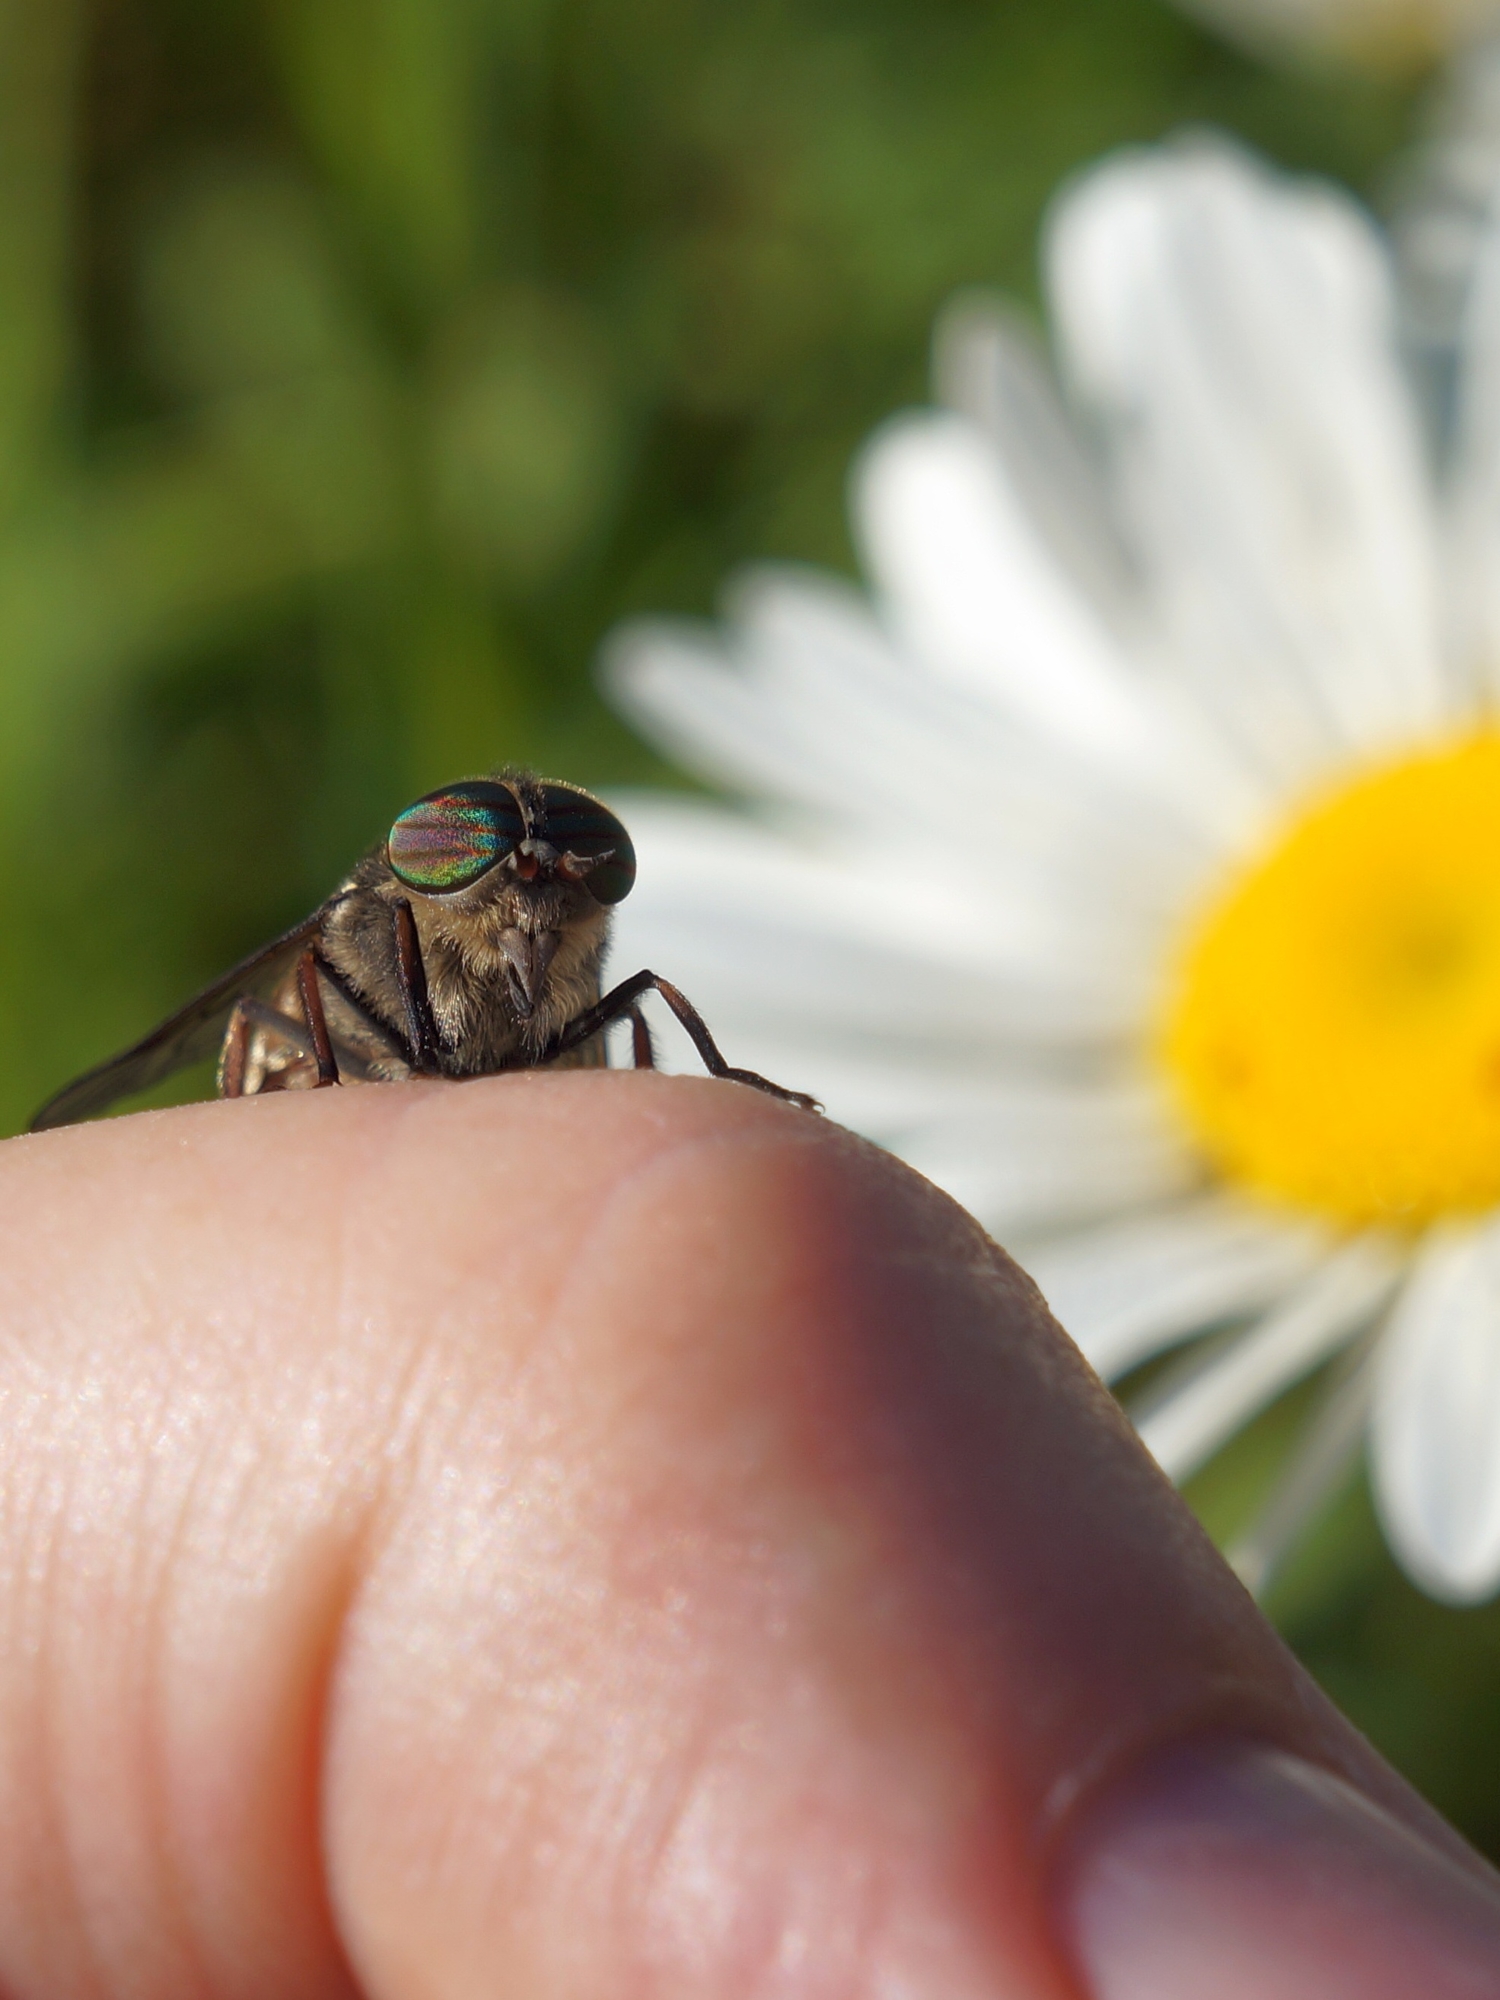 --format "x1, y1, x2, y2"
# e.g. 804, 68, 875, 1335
536, 783, 637, 904
387, 782, 524, 892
